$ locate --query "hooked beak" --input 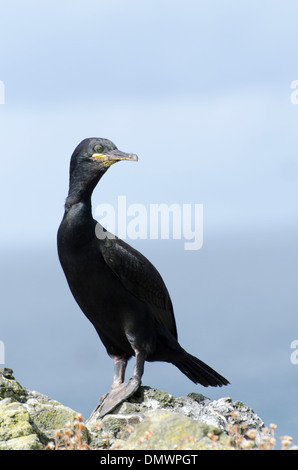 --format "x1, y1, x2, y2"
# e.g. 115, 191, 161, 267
91, 149, 138, 165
